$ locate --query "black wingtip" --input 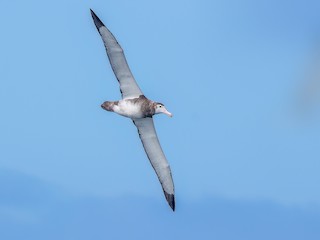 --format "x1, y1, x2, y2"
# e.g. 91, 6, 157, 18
90, 9, 105, 30
164, 192, 175, 211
